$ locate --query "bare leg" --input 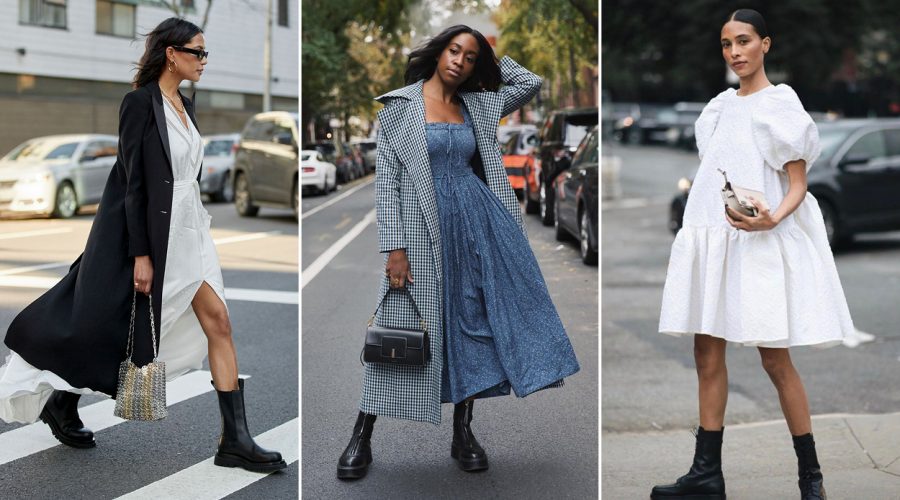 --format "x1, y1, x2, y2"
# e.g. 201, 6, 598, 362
694, 334, 728, 430
192, 281, 238, 391
758, 347, 812, 435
